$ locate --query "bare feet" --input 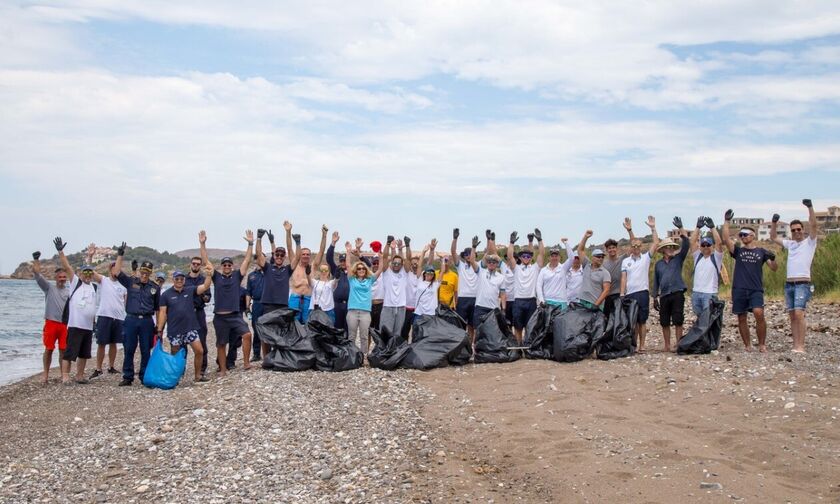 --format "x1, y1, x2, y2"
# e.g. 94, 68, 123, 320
744, 345, 752, 352
758, 345, 767, 353
243, 364, 252, 371
791, 348, 805, 354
